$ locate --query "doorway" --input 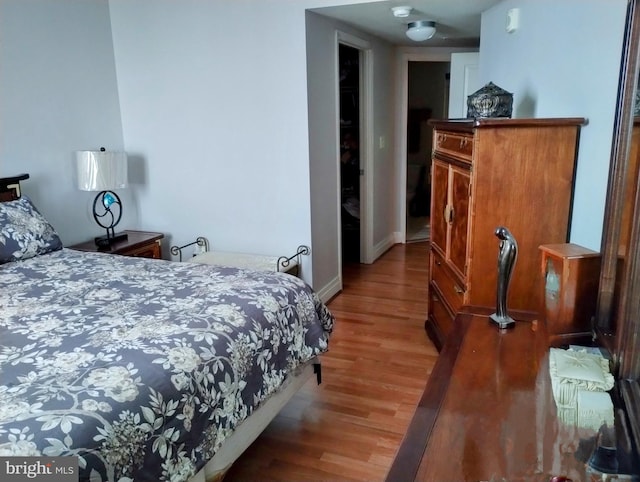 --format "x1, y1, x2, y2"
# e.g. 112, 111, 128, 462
339, 43, 361, 263
405, 61, 450, 243
336, 32, 372, 269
